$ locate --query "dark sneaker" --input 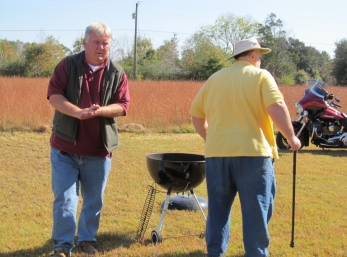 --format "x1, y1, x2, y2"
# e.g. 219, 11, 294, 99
48, 248, 70, 257
78, 241, 97, 255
